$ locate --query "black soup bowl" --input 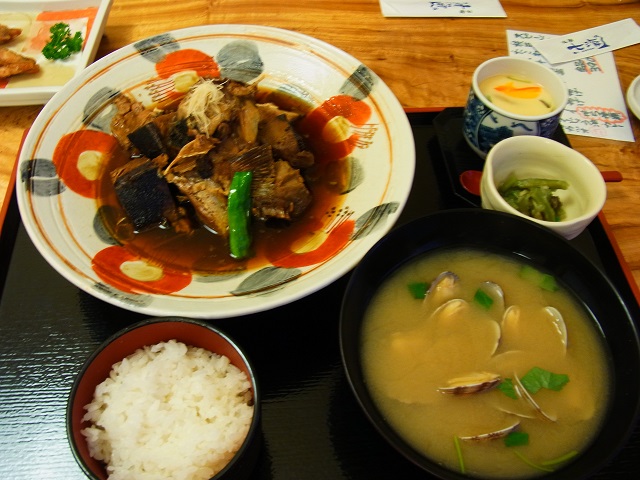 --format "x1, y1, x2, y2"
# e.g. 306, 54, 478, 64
339, 209, 640, 479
